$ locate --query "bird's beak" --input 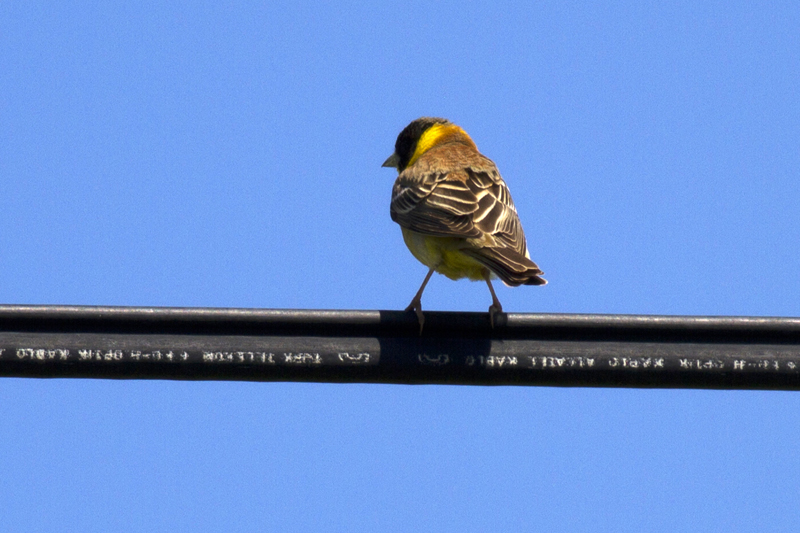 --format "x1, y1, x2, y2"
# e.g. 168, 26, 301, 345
382, 153, 400, 168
